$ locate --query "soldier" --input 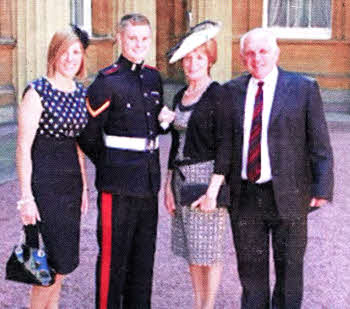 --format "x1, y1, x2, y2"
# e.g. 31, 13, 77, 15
78, 13, 174, 309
